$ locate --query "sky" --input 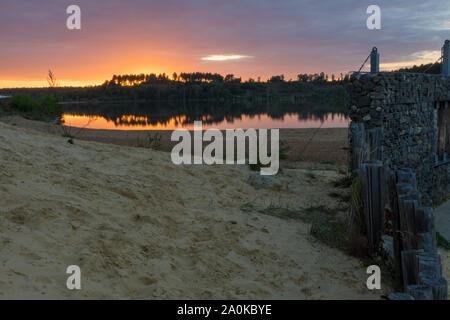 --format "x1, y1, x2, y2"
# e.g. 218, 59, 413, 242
0, 0, 449, 88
